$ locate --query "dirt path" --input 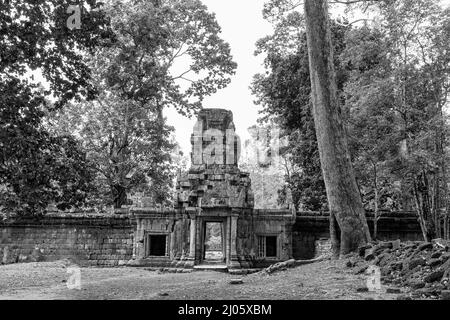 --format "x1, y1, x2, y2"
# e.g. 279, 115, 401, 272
0, 259, 400, 300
